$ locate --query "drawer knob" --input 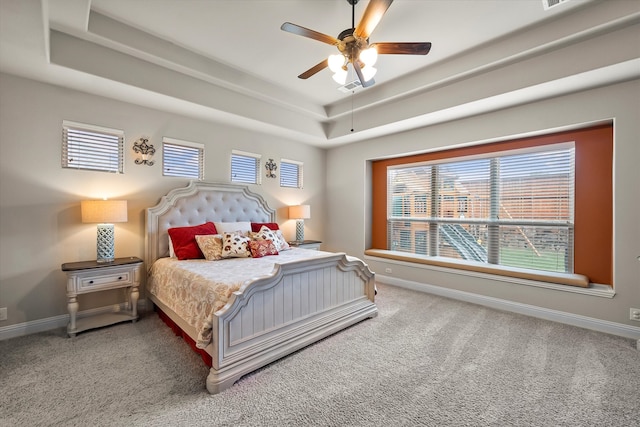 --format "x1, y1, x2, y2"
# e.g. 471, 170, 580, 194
89, 280, 94, 284
118, 276, 123, 280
